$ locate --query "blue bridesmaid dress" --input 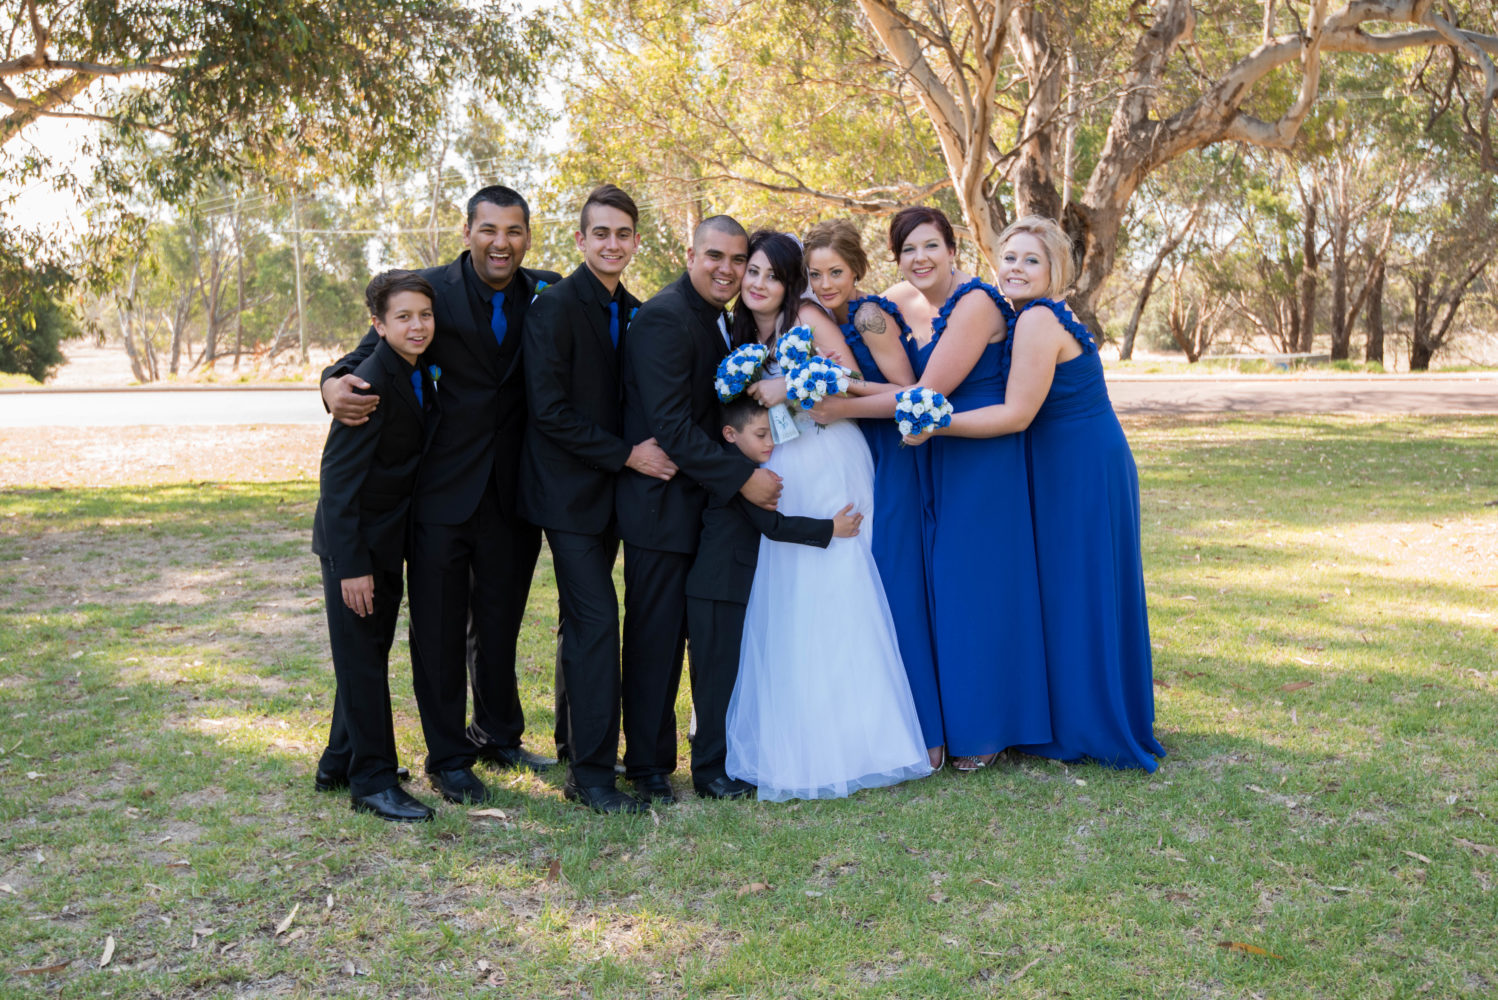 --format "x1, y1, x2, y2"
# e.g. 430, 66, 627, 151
1012, 298, 1164, 771
915, 280, 1050, 757
840, 296, 943, 749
